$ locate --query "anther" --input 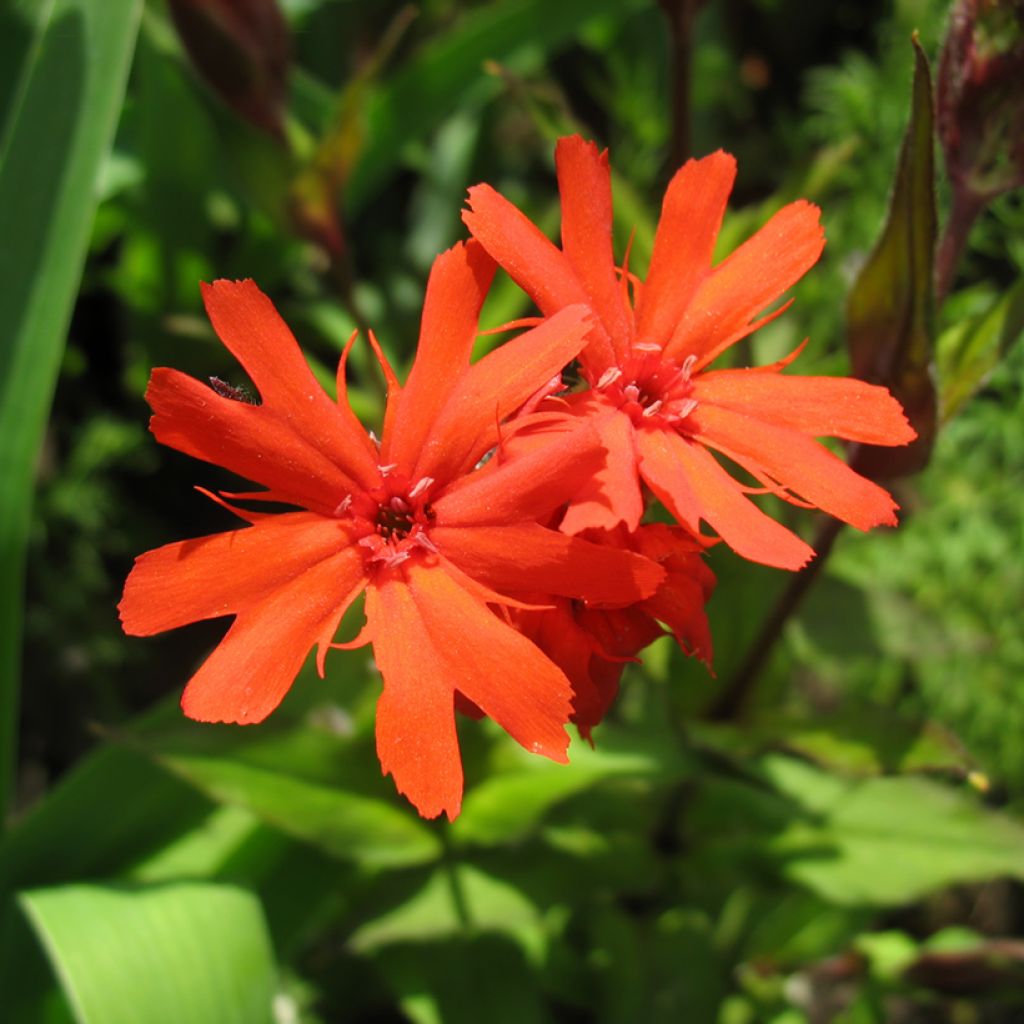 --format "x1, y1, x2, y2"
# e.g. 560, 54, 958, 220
333, 494, 353, 516
681, 354, 697, 379
642, 400, 663, 418
408, 476, 434, 500
596, 366, 623, 390
378, 463, 397, 477
634, 341, 662, 353
676, 398, 697, 419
